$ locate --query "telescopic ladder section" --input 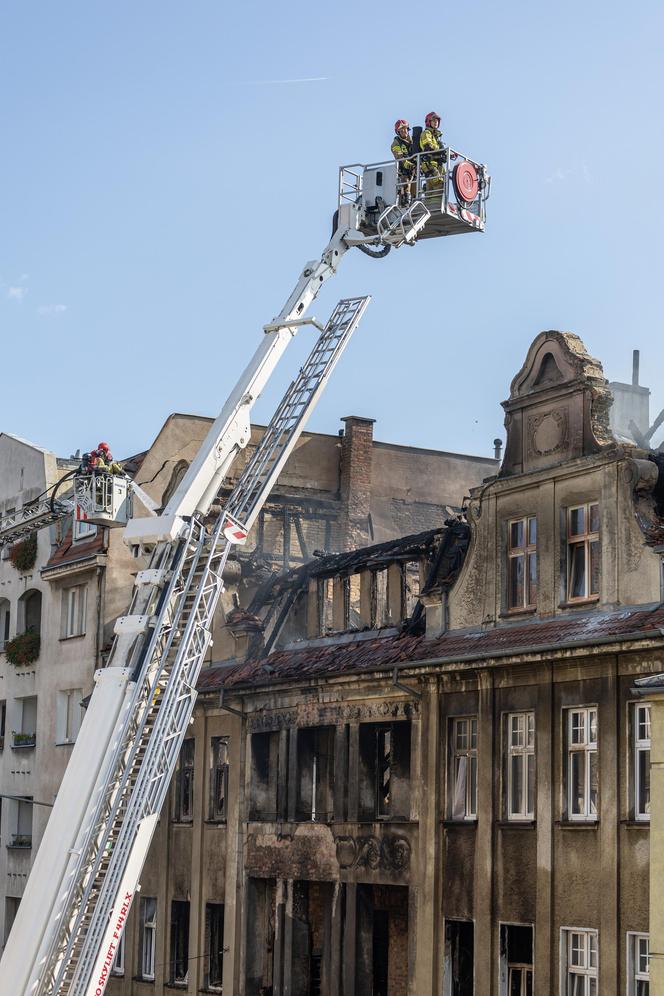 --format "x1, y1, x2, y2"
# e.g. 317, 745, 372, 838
35, 296, 370, 996
0, 497, 74, 547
